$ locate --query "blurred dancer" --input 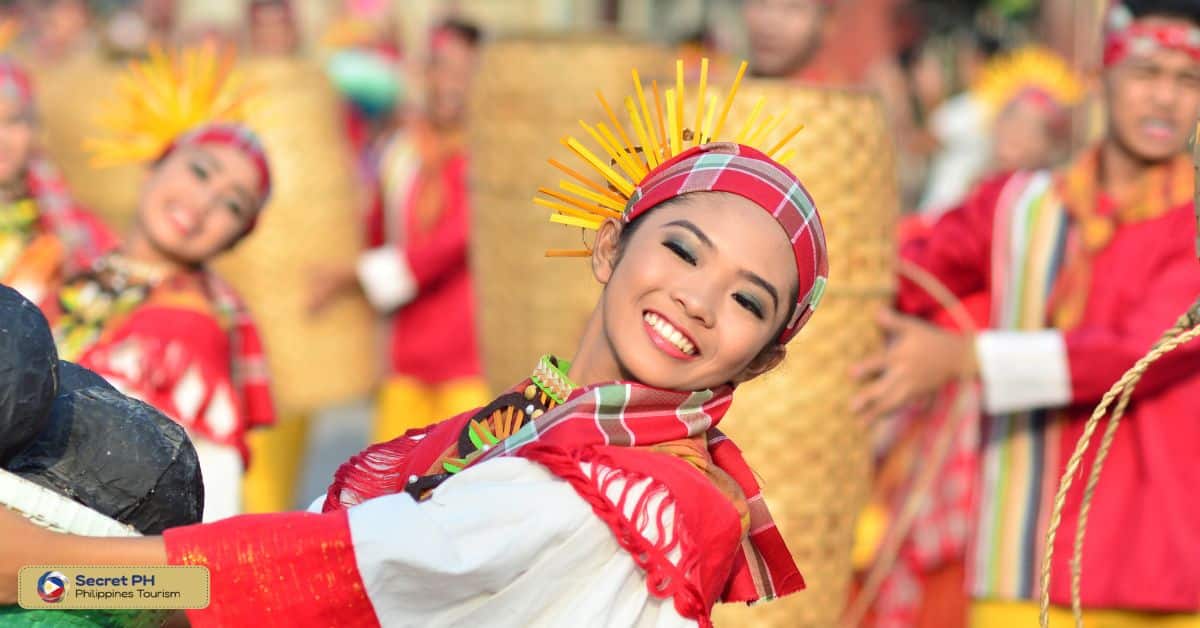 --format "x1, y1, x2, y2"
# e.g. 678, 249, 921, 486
0, 59, 111, 306
310, 19, 489, 444
853, 1, 1200, 625
743, 0, 834, 81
